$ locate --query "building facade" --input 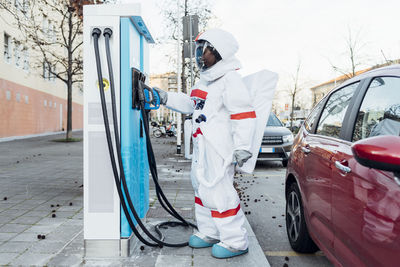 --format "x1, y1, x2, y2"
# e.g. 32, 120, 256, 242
0, 1, 83, 138
149, 72, 178, 125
